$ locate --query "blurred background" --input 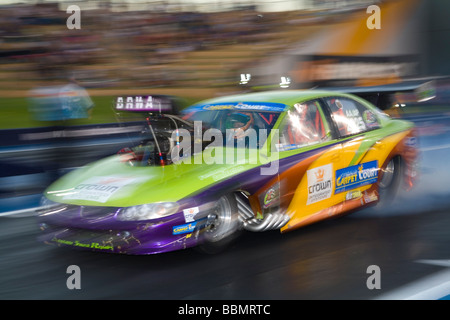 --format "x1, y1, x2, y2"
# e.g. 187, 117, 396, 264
0, 0, 449, 214
0, 0, 449, 124
2, 0, 450, 302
